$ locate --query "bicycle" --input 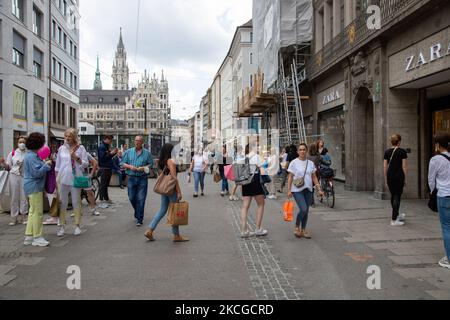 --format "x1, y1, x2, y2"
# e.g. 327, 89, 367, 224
81, 174, 100, 204
319, 169, 335, 209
